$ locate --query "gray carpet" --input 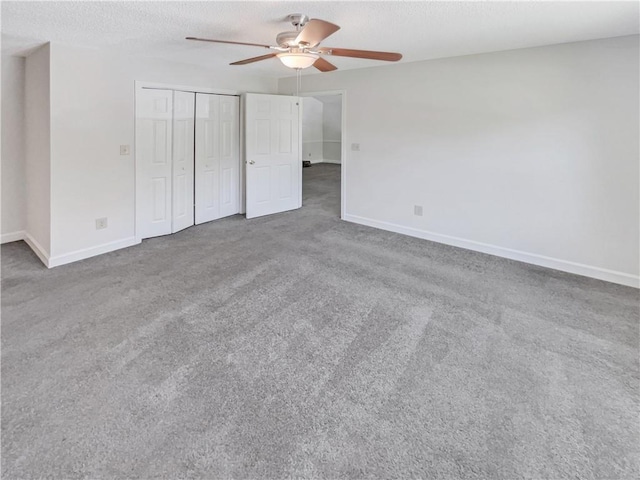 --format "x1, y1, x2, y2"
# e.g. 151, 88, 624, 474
2, 163, 639, 479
